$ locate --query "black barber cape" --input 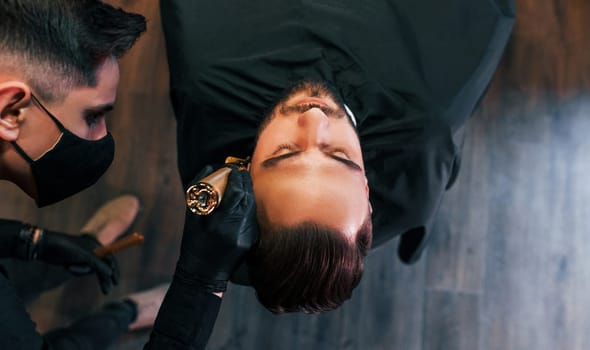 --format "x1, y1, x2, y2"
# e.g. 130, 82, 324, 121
162, 0, 515, 264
